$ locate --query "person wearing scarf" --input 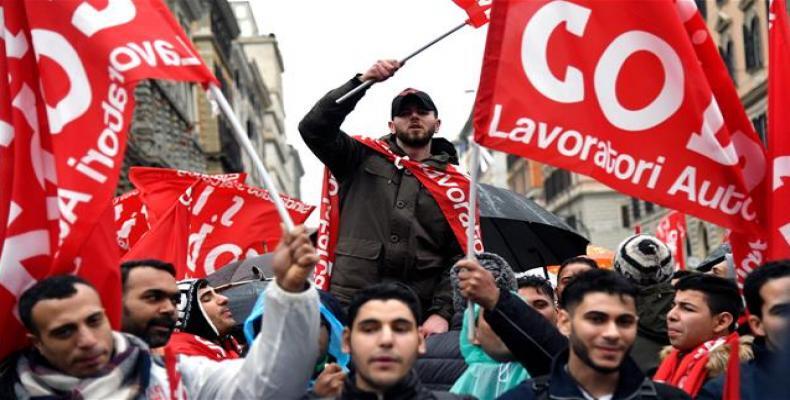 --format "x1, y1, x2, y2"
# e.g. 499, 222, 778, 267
698, 260, 790, 400
654, 274, 746, 397
166, 279, 242, 361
